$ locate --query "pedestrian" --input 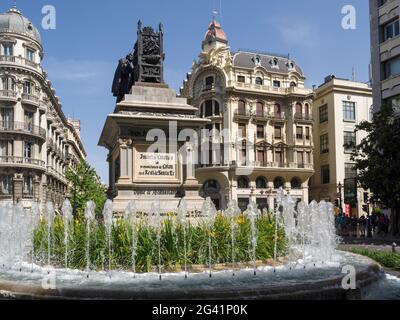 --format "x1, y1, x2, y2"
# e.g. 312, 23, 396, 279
351, 215, 358, 237
378, 214, 385, 235
384, 215, 390, 235
371, 211, 377, 235
337, 214, 343, 236
366, 214, 372, 238
359, 215, 366, 237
